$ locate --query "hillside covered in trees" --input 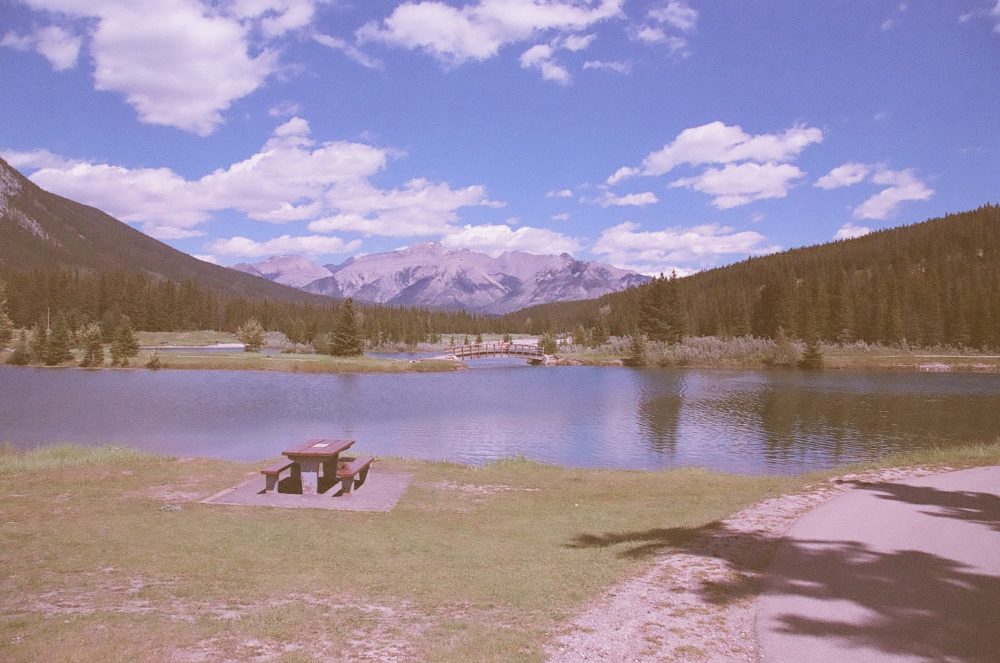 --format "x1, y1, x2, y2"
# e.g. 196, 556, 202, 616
503, 205, 1000, 350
